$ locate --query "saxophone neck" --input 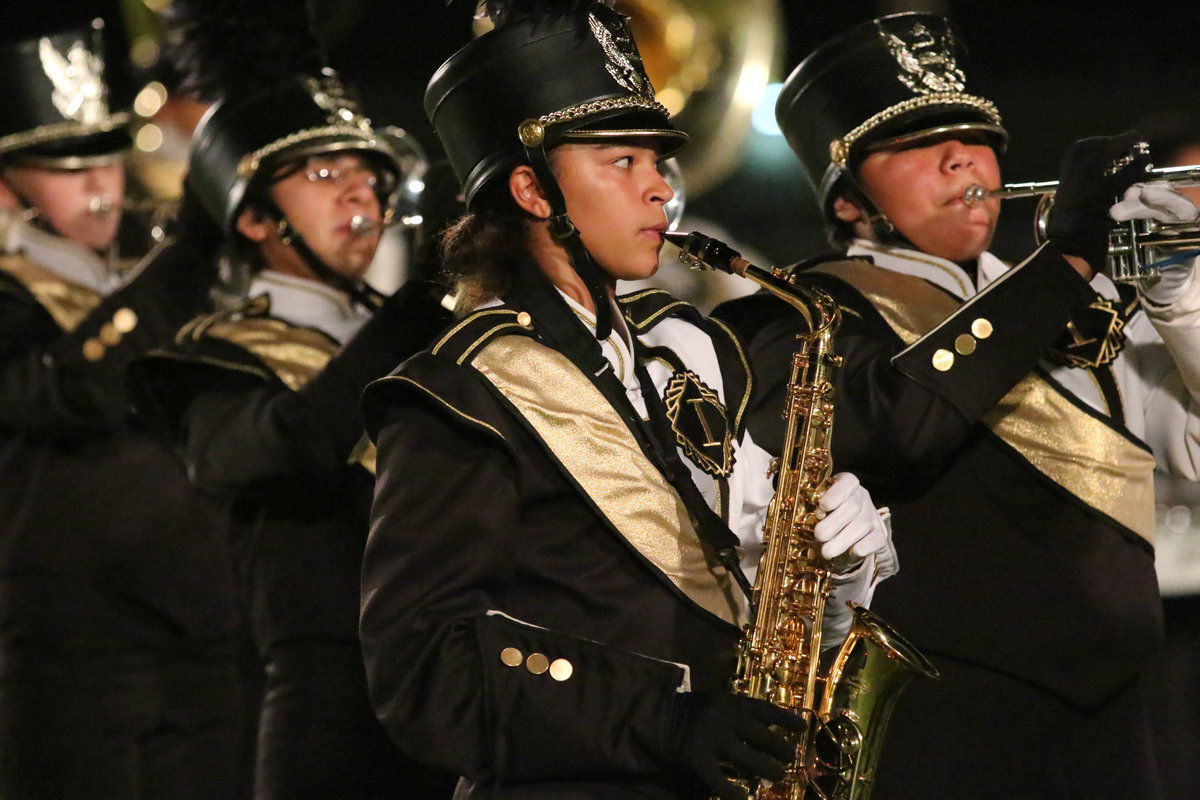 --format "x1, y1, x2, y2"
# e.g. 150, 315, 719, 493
662, 229, 839, 334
